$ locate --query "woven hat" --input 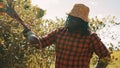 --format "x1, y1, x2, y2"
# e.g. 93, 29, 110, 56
68, 4, 89, 22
